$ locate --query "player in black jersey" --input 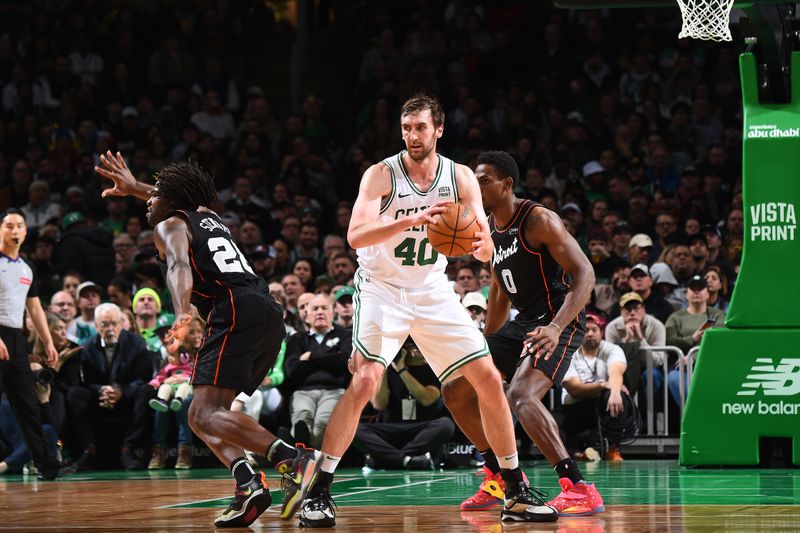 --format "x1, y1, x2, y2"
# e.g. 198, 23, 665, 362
96, 152, 317, 528
442, 151, 606, 516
